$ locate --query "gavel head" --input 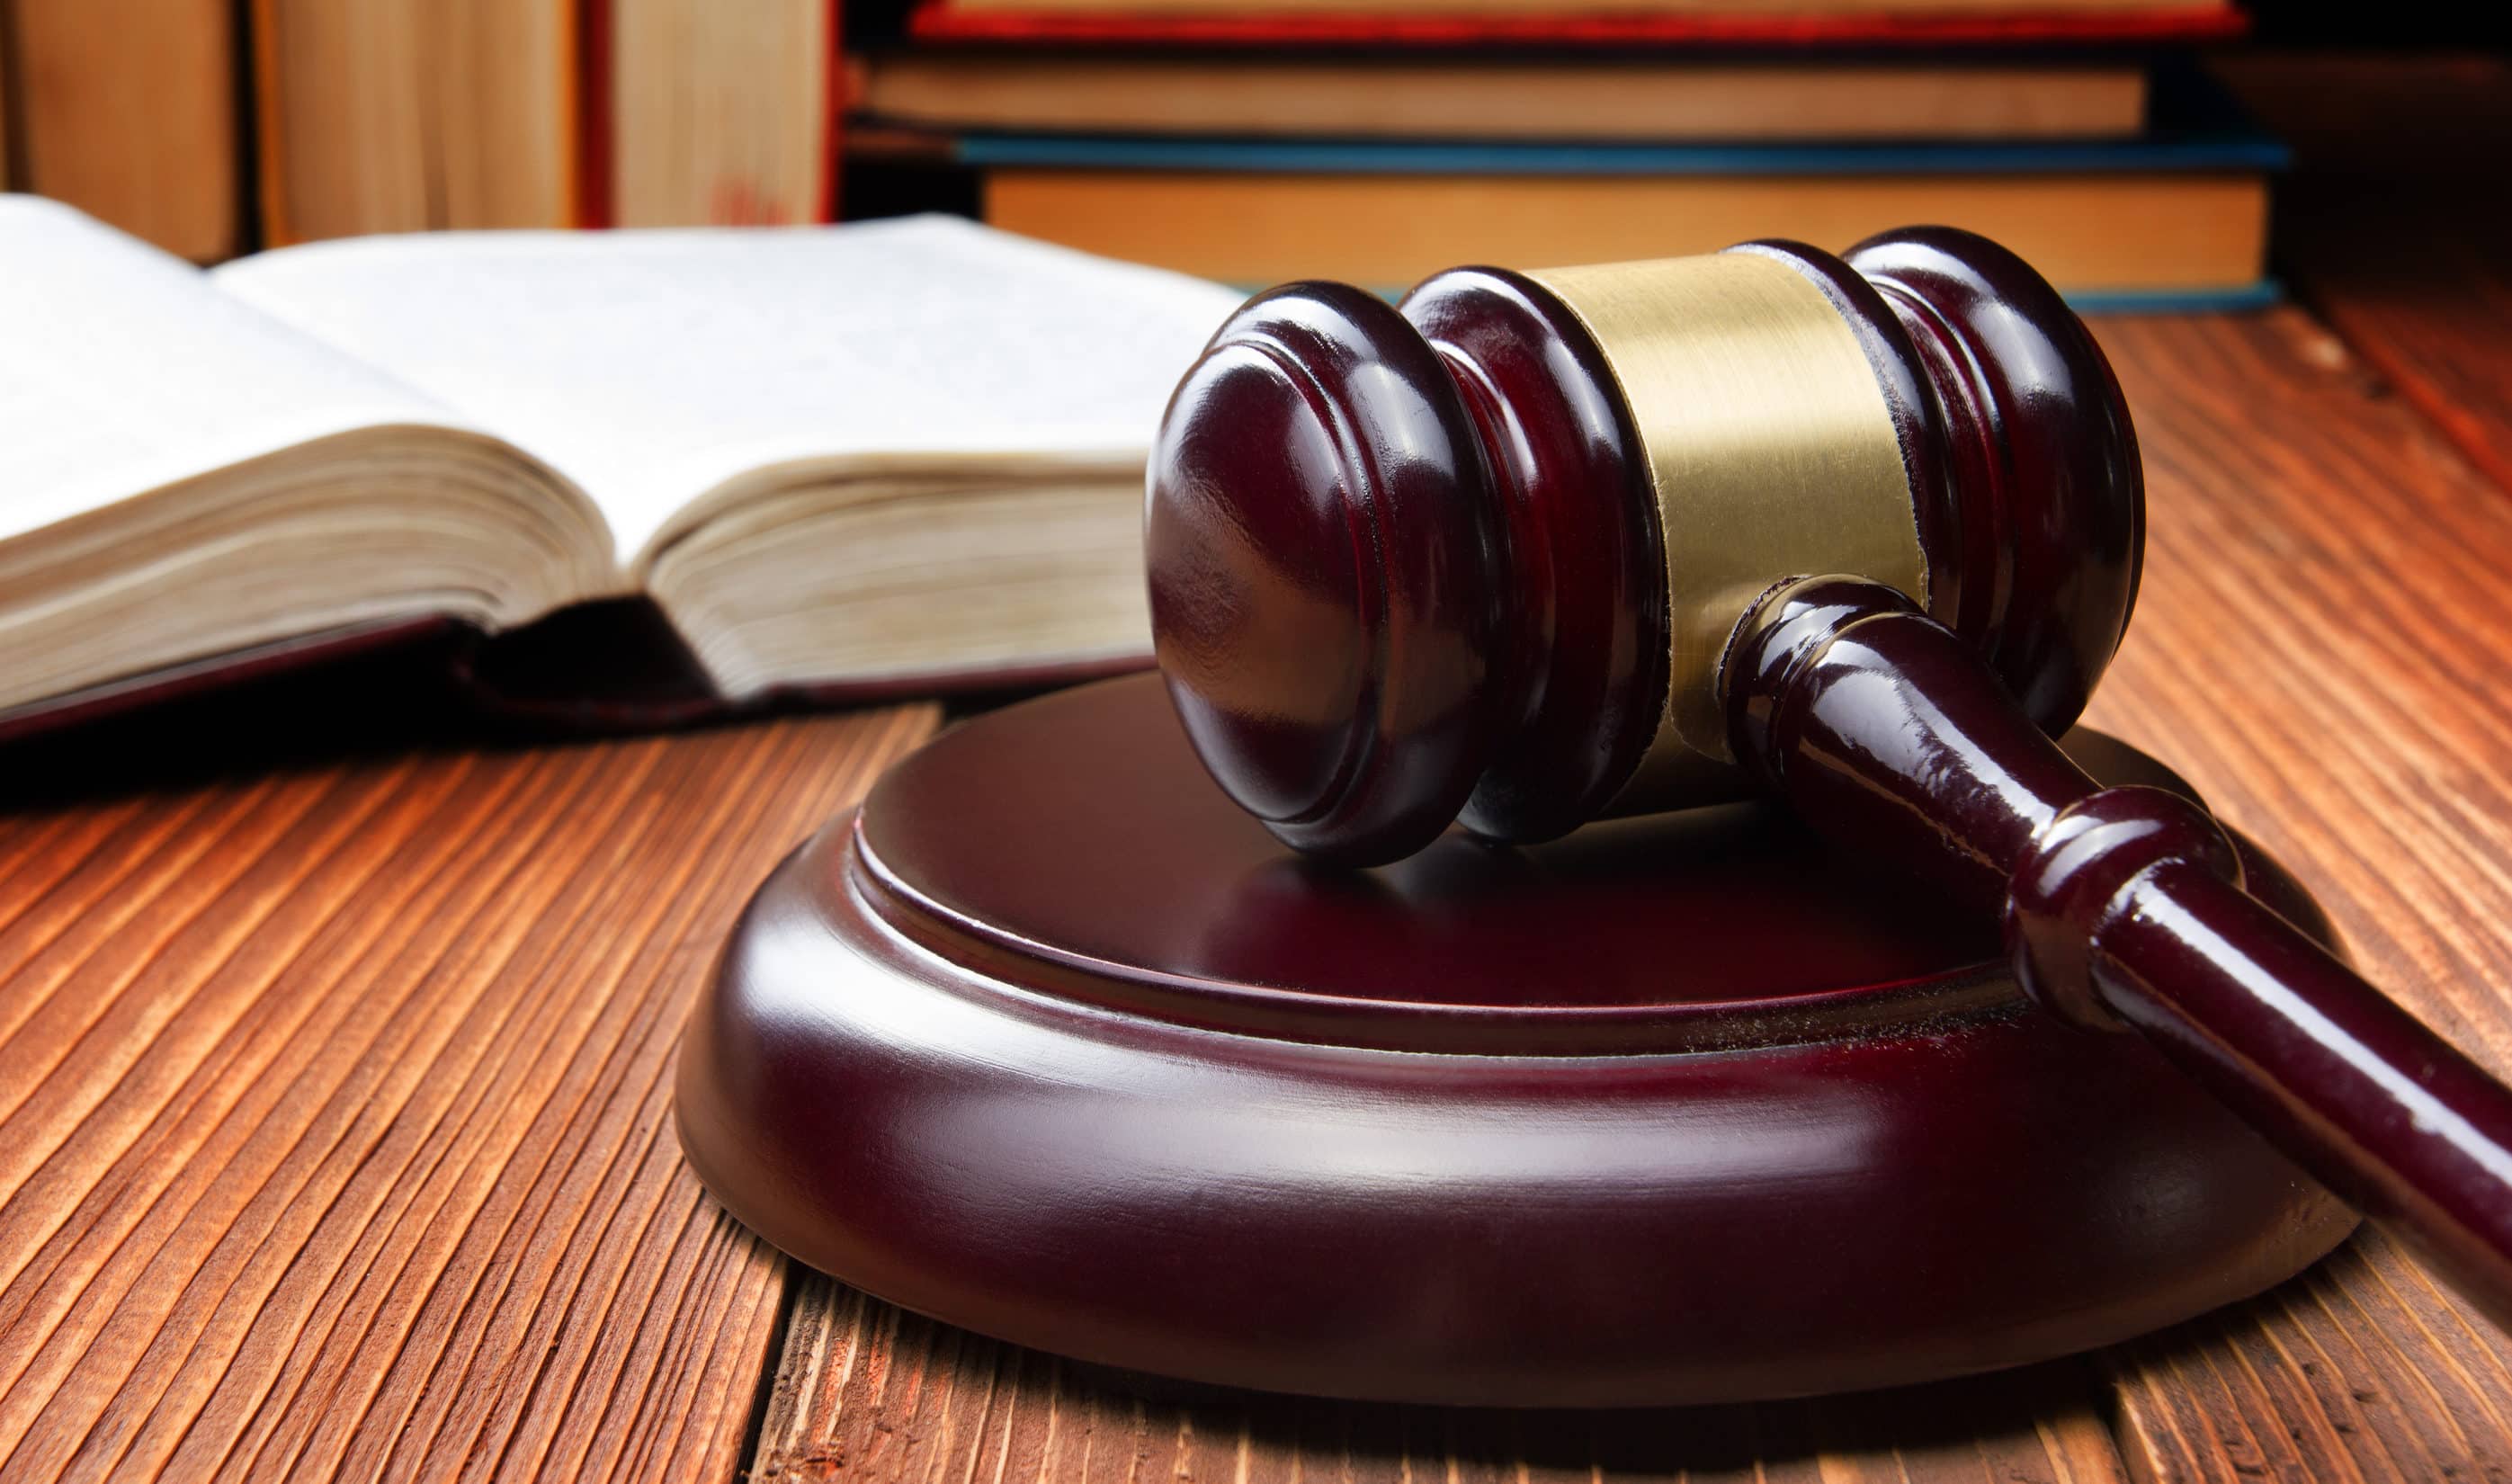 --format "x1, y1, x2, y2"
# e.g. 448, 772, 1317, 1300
1146, 226, 2143, 865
